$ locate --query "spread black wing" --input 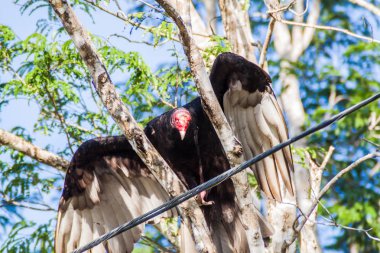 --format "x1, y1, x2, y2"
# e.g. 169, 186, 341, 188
55, 137, 179, 253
